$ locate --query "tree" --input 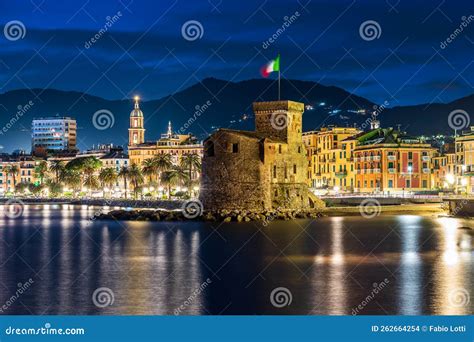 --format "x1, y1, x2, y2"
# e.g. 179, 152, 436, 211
142, 158, 158, 184
46, 179, 62, 197
118, 166, 130, 199
150, 154, 173, 185
49, 160, 65, 183
180, 153, 201, 189
160, 166, 189, 198
99, 168, 118, 198
34, 160, 48, 184
15, 182, 29, 195
61, 168, 82, 195
5, 164, 19, 192
66, 156, 102, 193
128, 164, 144, 199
